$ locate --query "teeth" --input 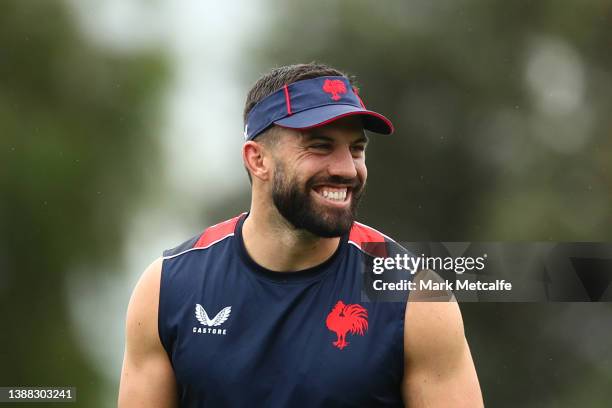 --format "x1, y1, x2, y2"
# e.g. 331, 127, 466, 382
320, 188, 347, 202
